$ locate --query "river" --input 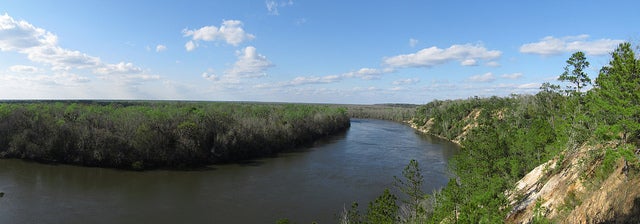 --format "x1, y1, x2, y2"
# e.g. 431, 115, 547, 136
0, 119, 458, 223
